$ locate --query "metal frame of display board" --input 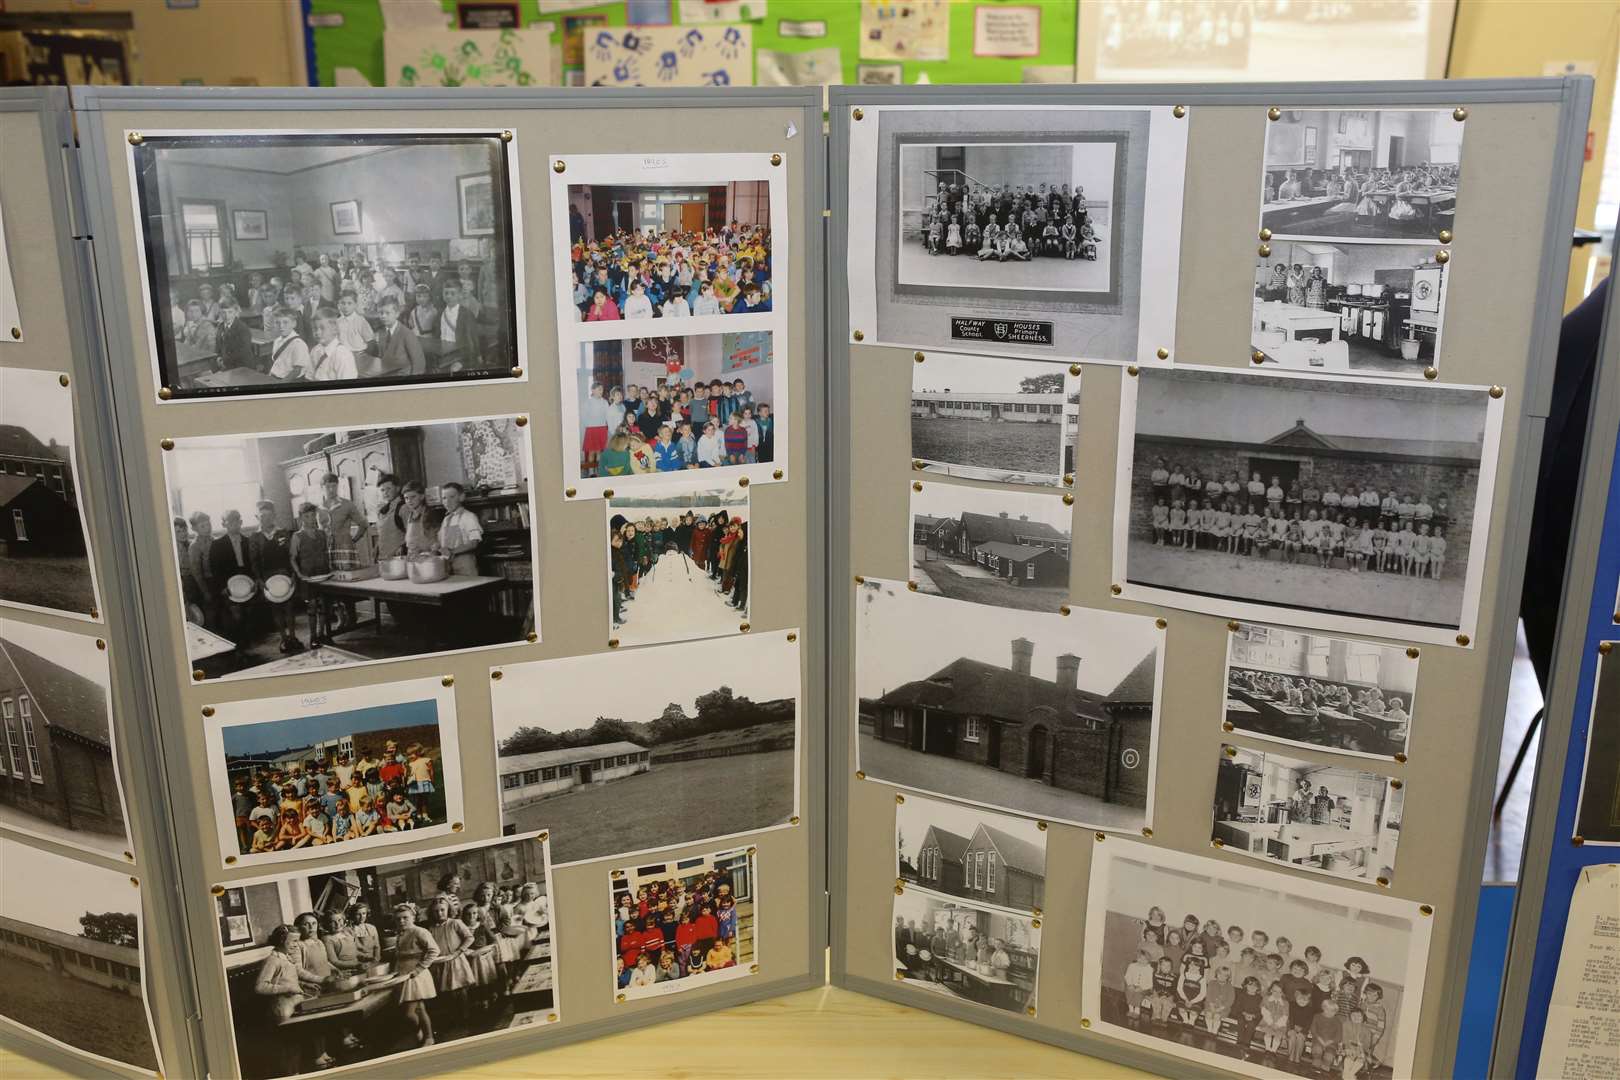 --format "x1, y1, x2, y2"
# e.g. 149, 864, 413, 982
1490, 266, 1620, 1075
825, 77, 1592, 1080
0, 87, 205, 1080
